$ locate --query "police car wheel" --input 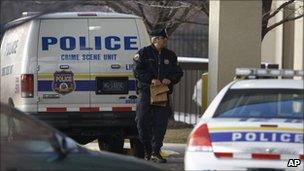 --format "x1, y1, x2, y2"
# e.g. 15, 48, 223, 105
130, 138, 144, 158
98, 136, 124, 154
